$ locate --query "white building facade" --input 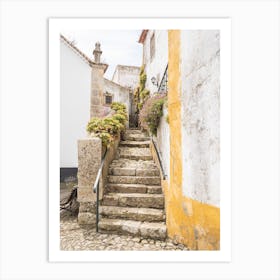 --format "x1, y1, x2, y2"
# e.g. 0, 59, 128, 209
60, 35, 139, 178
112, 65, 140, 90
138, 29, 220, 207
104, 78, 130, 126
138, 30, 168, 94
60, 36, 92, 171
138, 30, 170, 178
